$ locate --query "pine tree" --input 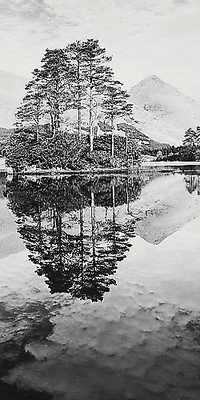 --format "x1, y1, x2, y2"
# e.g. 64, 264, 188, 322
33, 48, 74, 137
67, 41, 87, 140
183, 128, 197, 147
15, 77, 44, 141
102, 80, 133, 159
81, 39, 113, 152
15, 49, 74, 138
